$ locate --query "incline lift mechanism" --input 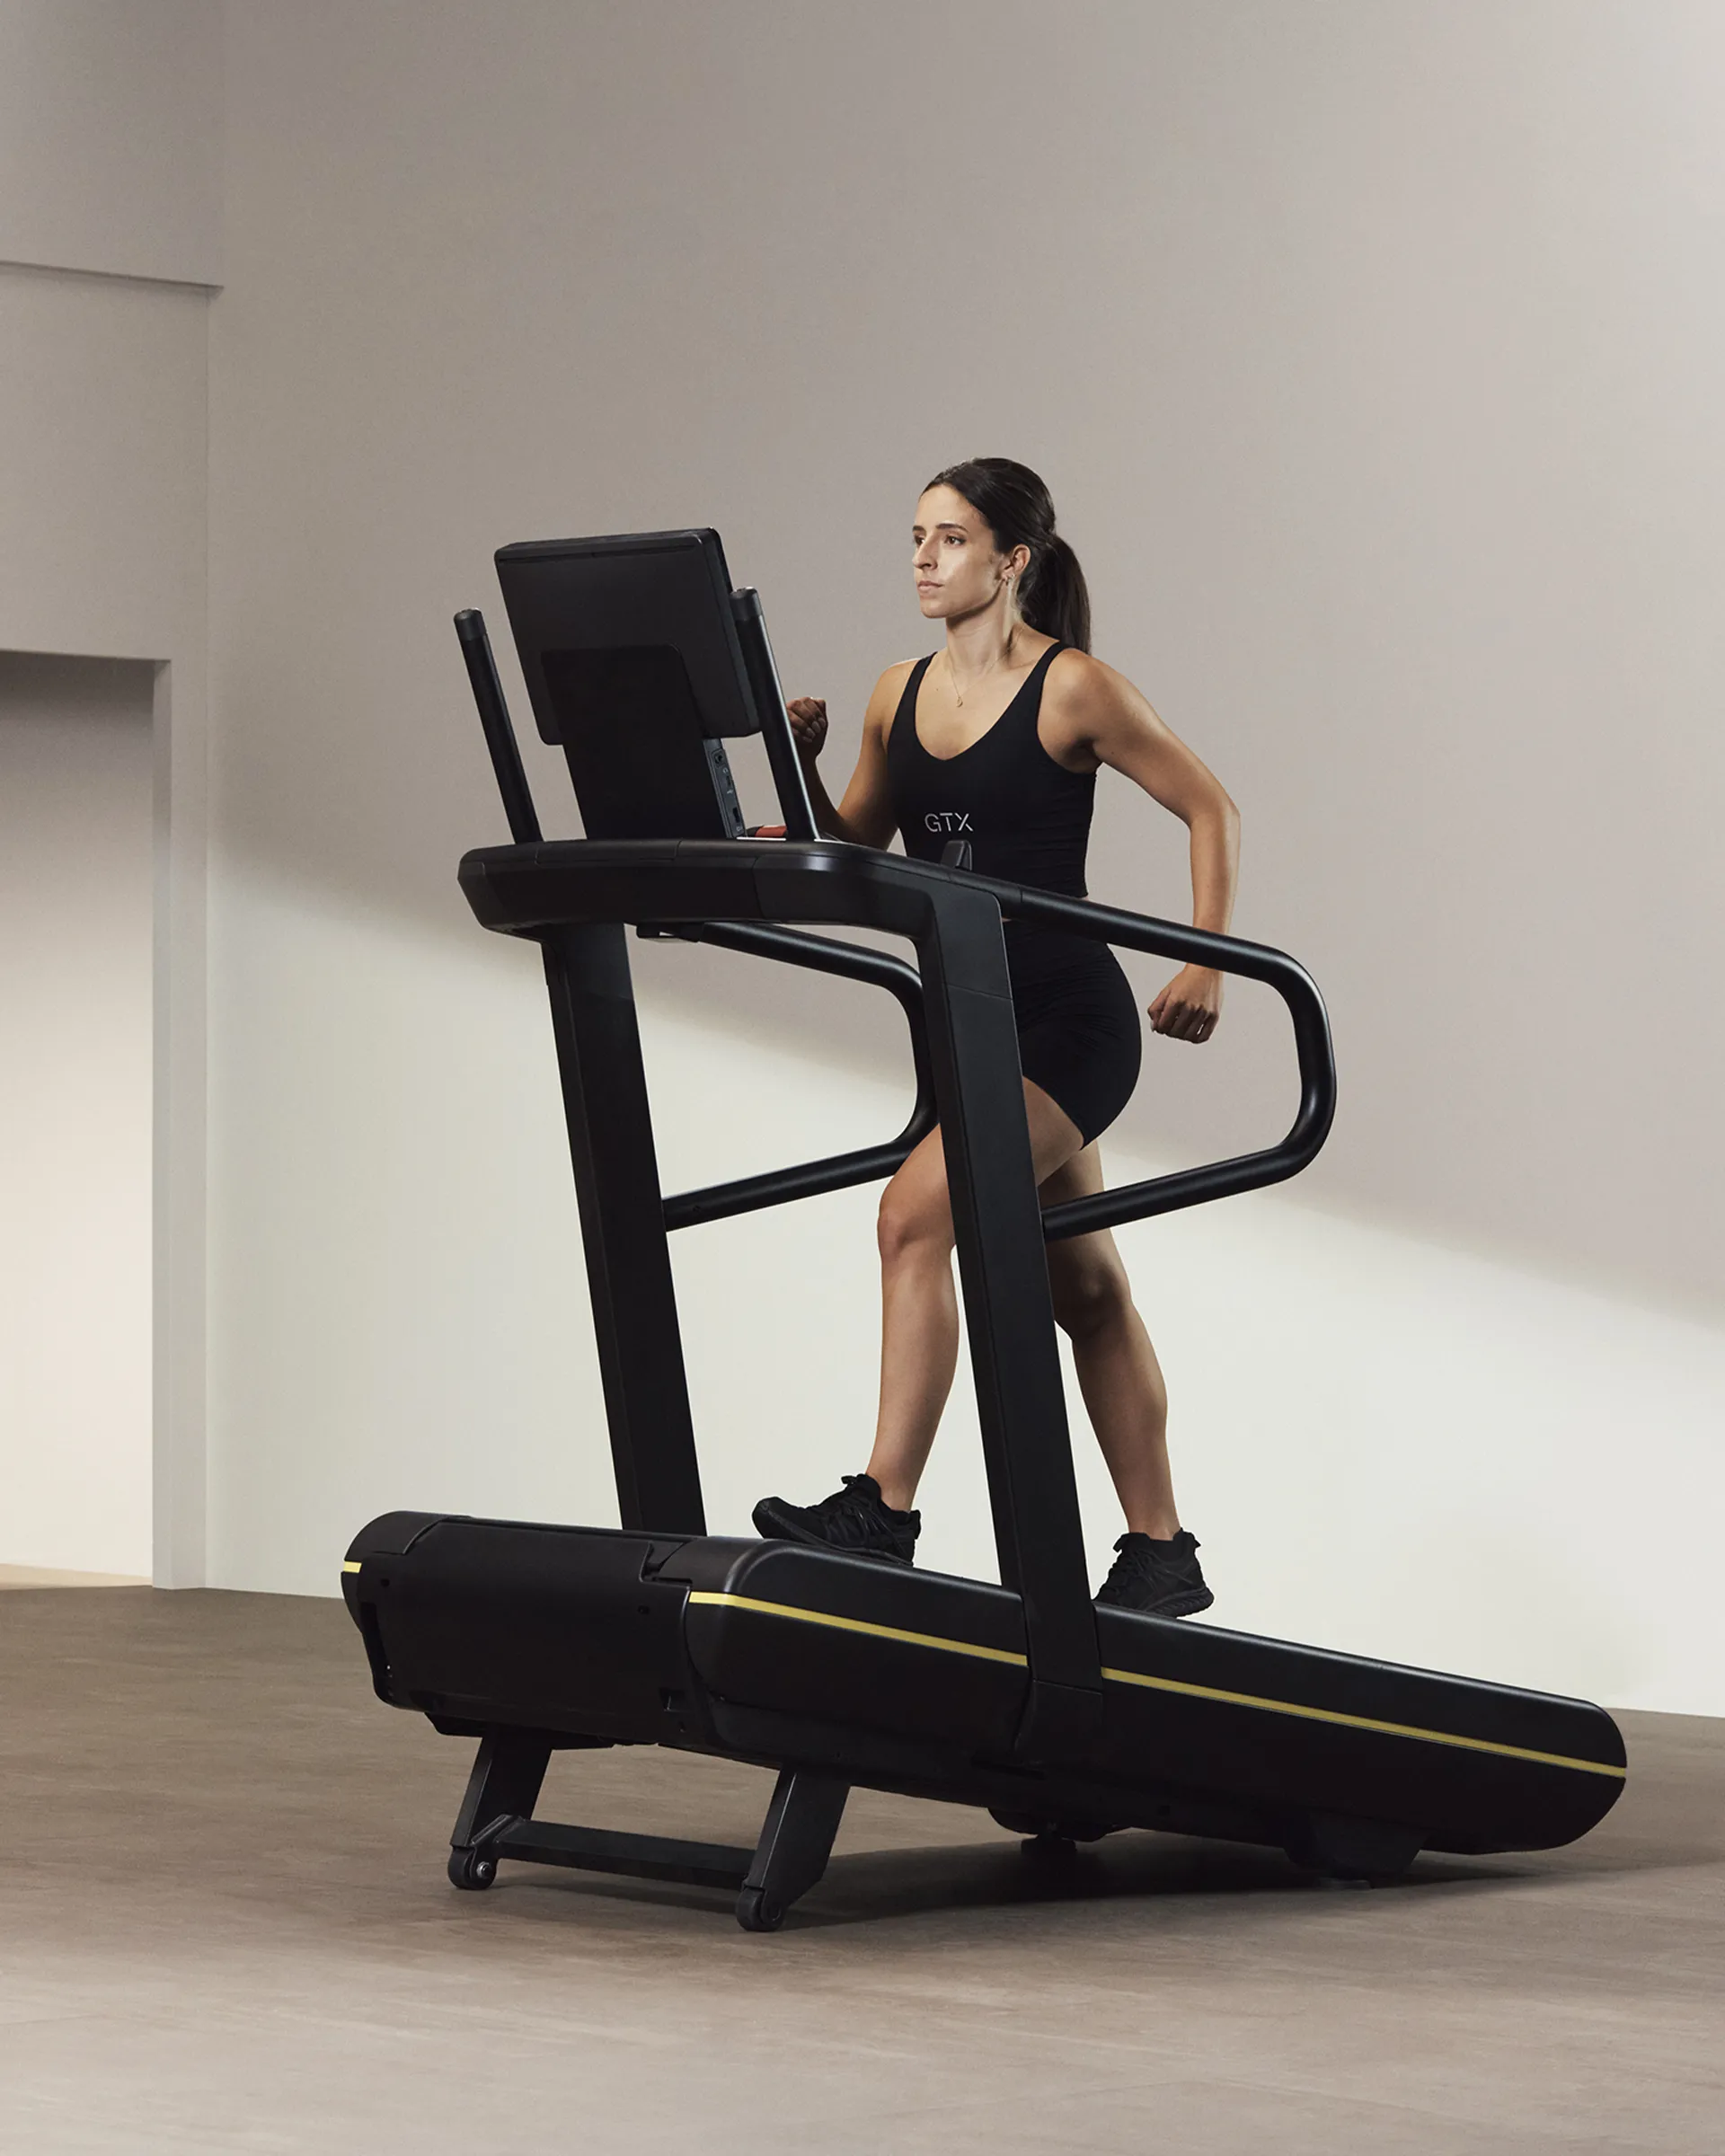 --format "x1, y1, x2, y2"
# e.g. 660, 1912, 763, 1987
344, 534, 1624, 1931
